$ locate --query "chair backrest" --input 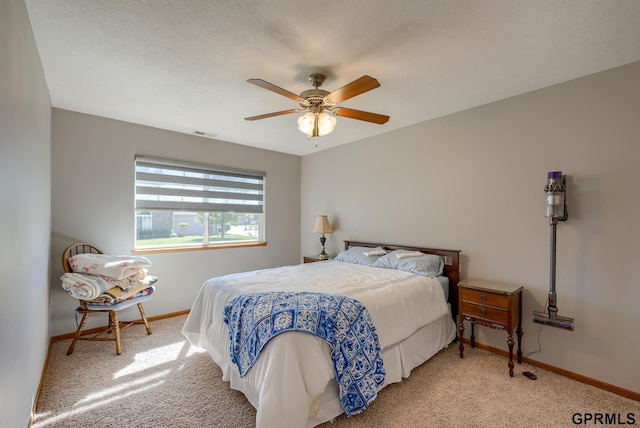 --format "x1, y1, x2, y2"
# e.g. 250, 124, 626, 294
62, 243, 103, 273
